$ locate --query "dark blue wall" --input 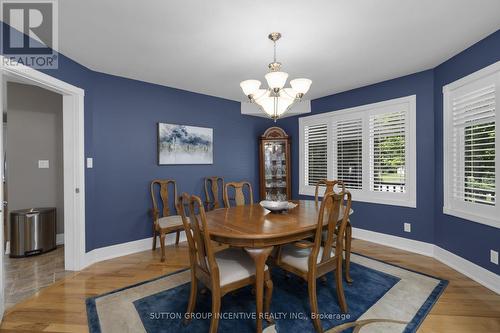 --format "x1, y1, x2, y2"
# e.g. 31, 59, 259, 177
2, 22, 272, 251
433, 31, 500, 274
279, 70, 436, 244
279, 30, 500, 274
87, 72, 270, 250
